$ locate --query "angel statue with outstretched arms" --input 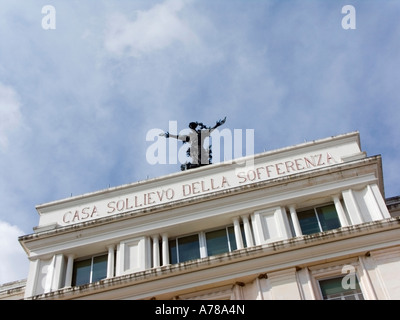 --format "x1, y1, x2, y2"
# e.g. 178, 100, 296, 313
159, 117, 226, 170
